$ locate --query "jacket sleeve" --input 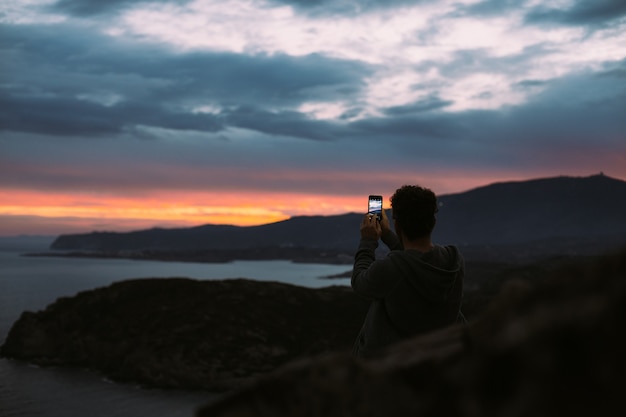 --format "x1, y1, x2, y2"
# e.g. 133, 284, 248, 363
381, 229, 403, 251
351, 238, 396, 299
